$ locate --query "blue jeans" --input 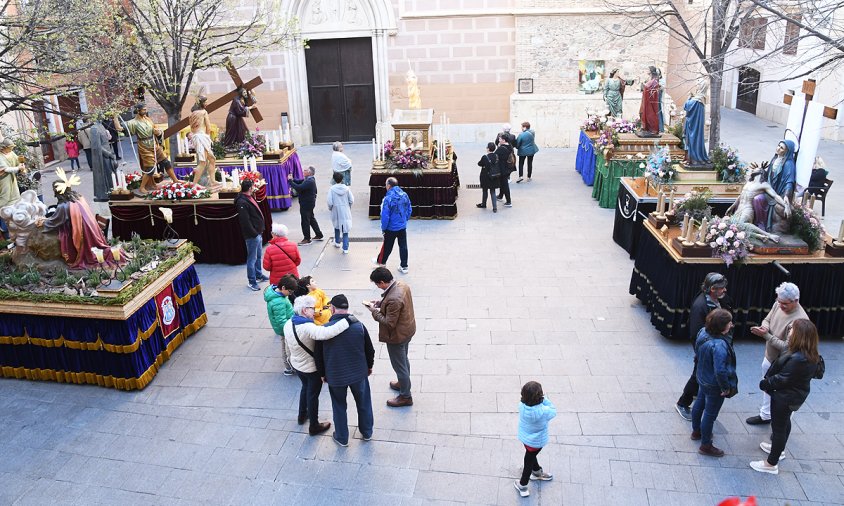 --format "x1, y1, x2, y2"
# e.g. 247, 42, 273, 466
328, 378, 374, 444
334, 170, 350, 186
334, 229, 349, 250
296, 369, 324, 429
691, 384, 726, 446
245, 234, 263, 284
